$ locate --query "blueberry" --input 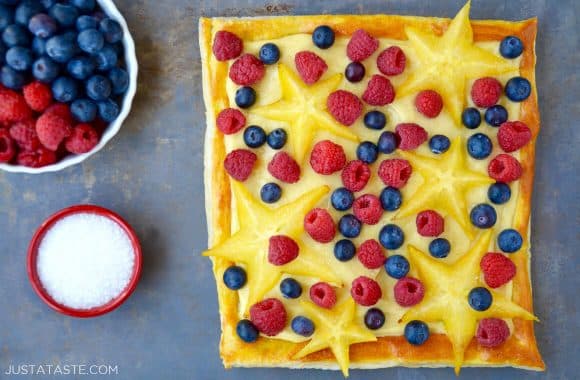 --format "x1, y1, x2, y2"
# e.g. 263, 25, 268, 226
0, 5, 14, 30
260, 182, 282, 203
291, 316, 315, 337
0, 40, 5, 64
259, 42, 279, 65
470, 204, 497, 229
384, 254, 409, 279
280, 278, 302, 299
345, 61, 365, 83
429, 134, 450, 154
243, 125, 266, 148
484, 105, 508, 127
334, 239, 356, 262
46, 34, 77, 63
505, 76, 531, 102
67, 56, 95, 80
15, 0, 44, 26
86, 74, 111, 100
31, 36, 46, 55
379, 187, 402, 211
94, 44, 117, 71
28, 14, 57, 38
404, 320, 430, 345
71, 98, 97, 123
379, 224, 404, 250
467, 133, 493, 159
497, 229, 523, 253
462, 107, 481, 129
312, 25, 334, 49
49, 4, 79, 27
1, 65, 26, 89
77, 28, 104, 54
99, 18, 123, 44
500, 36, 523, 59
40, 0, 57, 9
488, 182, 511, 205
377, 131, 397, 154
331, 187, 354, 211
51, 76, 78, 103
429, 238, 451, 258
364, 110, 386, 130
266, 128, 287, 149
97, 98, 119, 122
2, 24, 30, 47
223, 265, 247, 290
338, 214, 362, 238
236, 319, 259, 343
364, 308, 385, 330
468, 287, 492, 311
76, 15, 97, 31
71, 0, 96, 13
234, 86, 256, 109
6, 46, 32, 71
32, 56, 59, 82
356, 141, 378, 164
